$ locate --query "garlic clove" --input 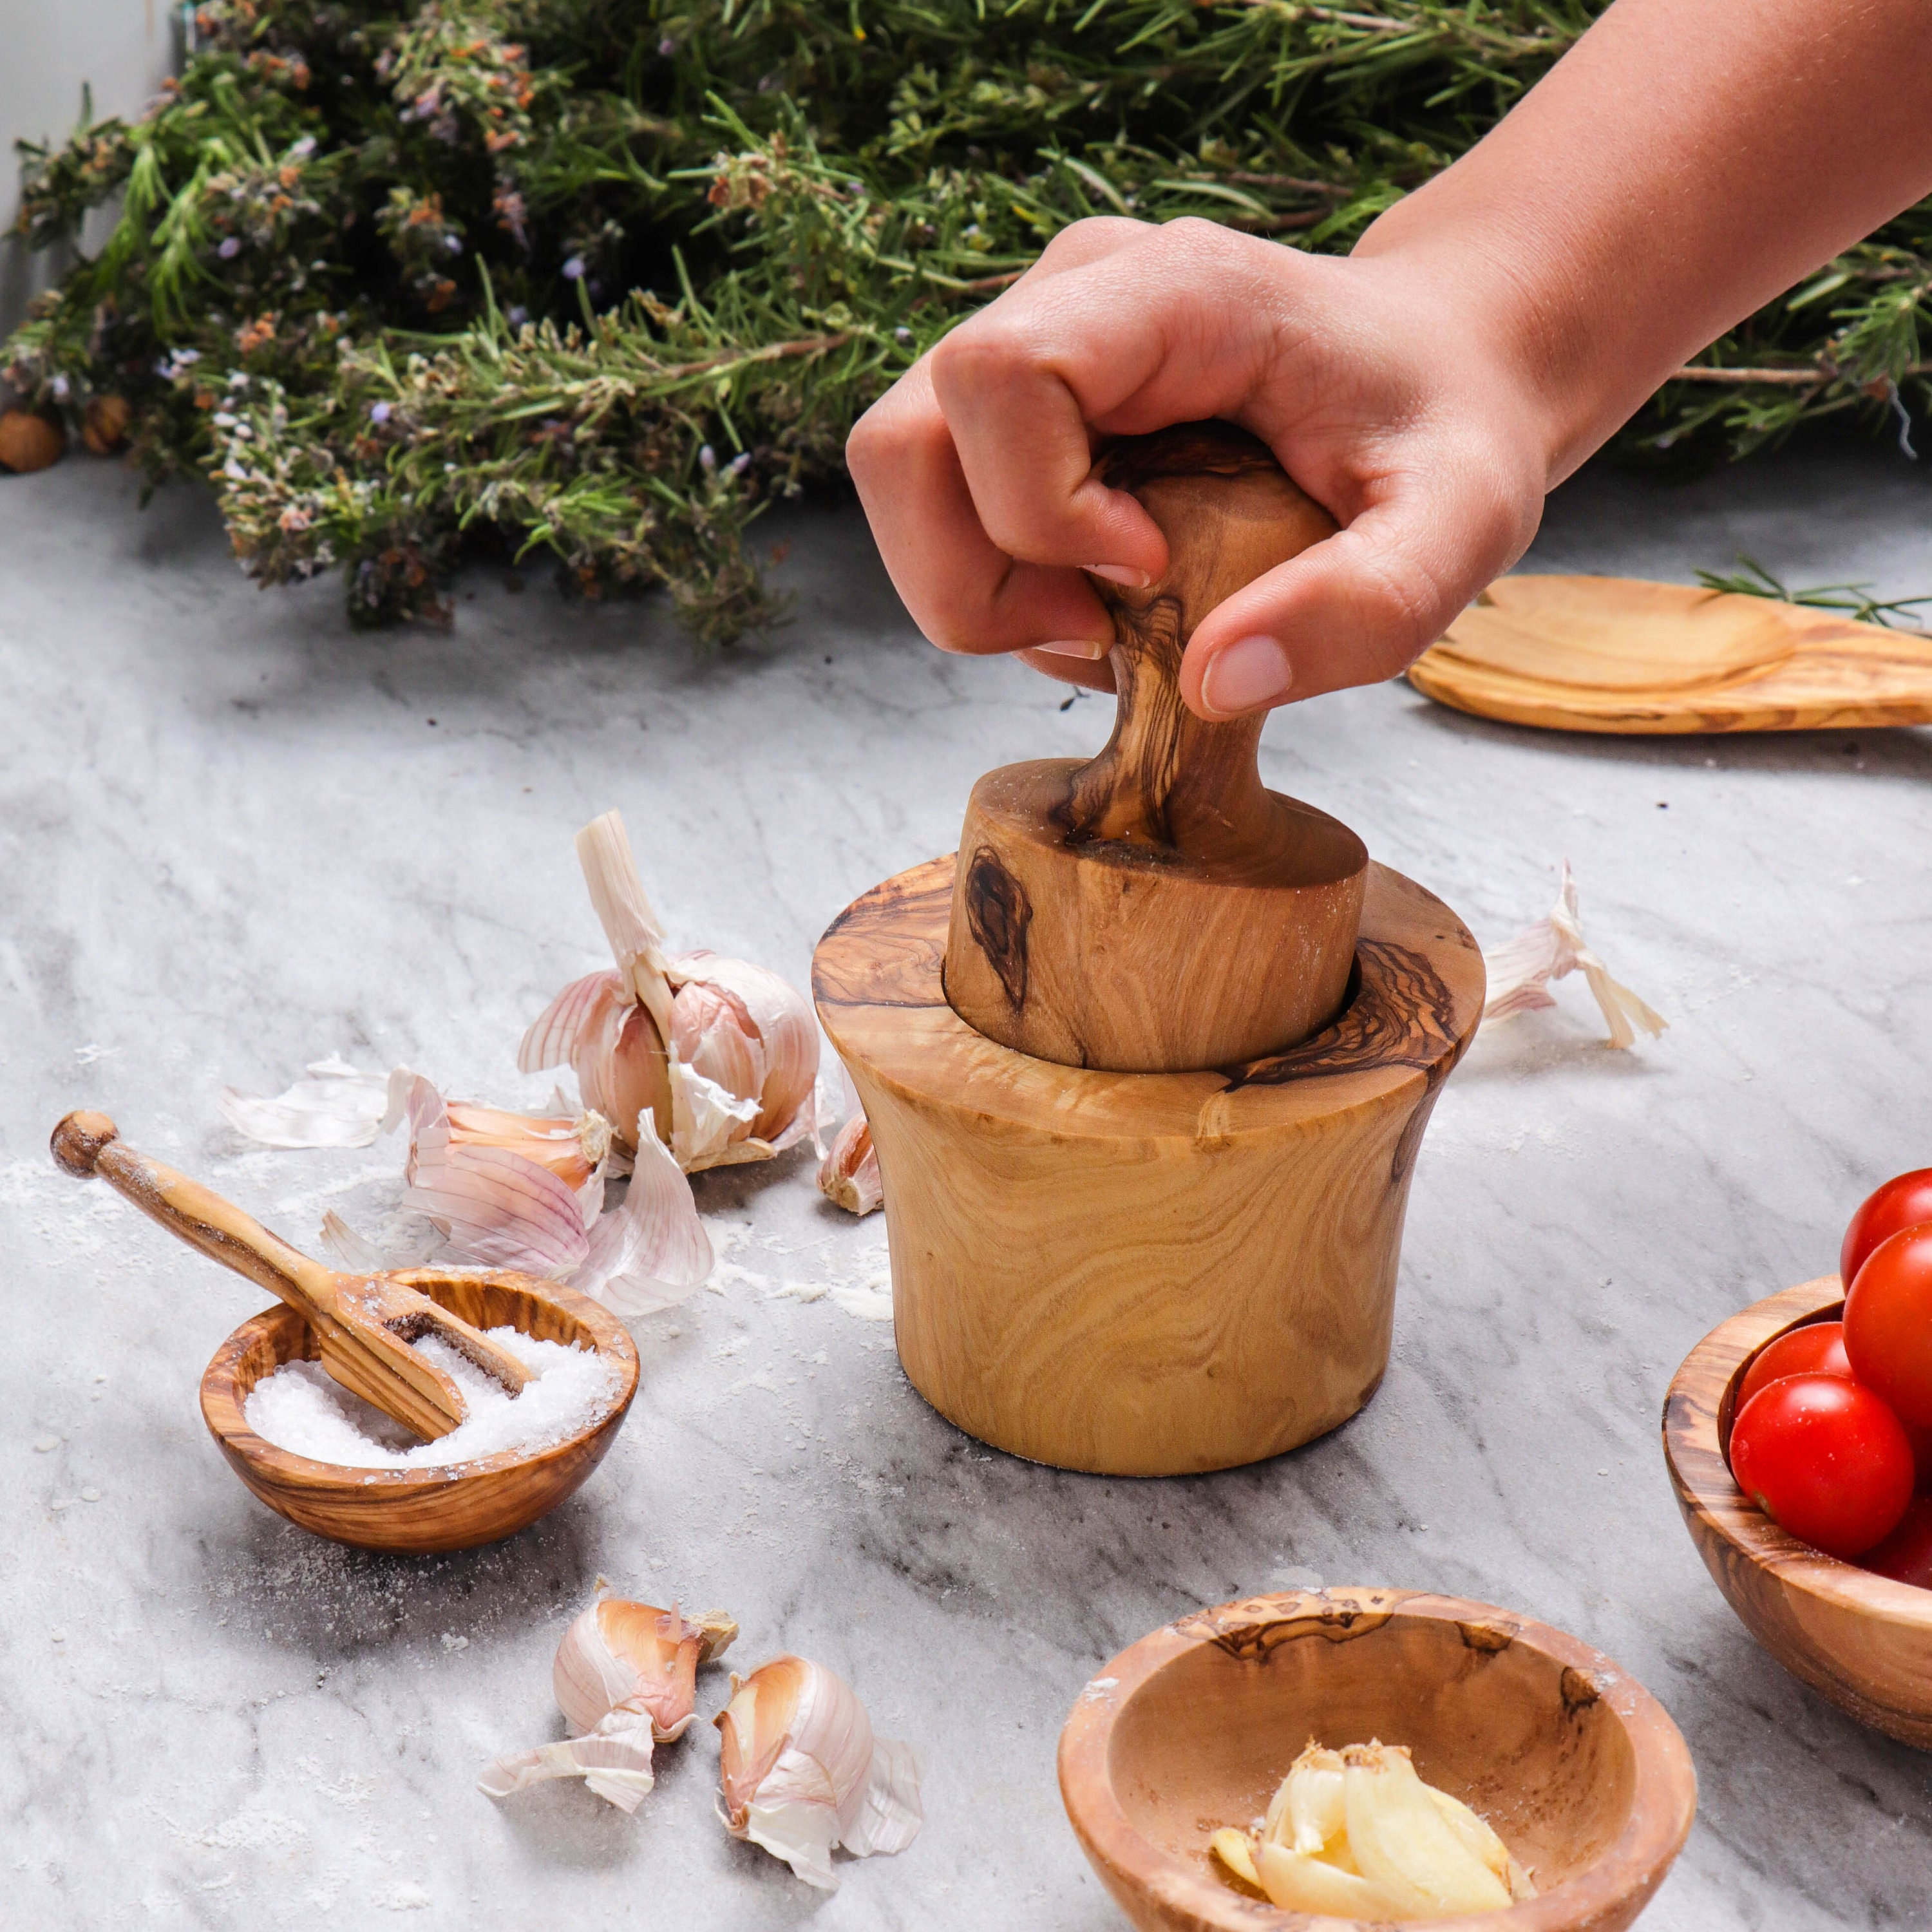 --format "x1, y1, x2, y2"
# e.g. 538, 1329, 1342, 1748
1267, 1738, 1345, 1855
482, 1598, 737, 1815
569, 1111, 714, 1318
670, 951, 820, 1143
1423, 1783, 1537, 1899
1341, 1743, 1512, 1916
818, 1113, 882, 1217
442, 1099, 612, 1193
1254, 1842, 1410, 1918
386, 1070, 589, 1275
670, 1055, 762, 1171
714, 1656, 922, 1890
218, 1054, 390, 1148
1208, 1827, 1262, 1889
